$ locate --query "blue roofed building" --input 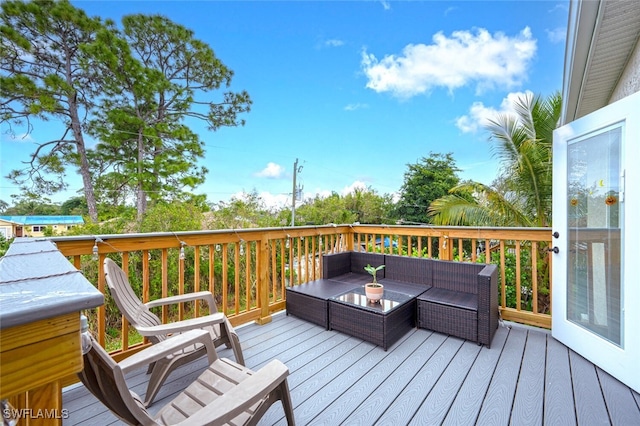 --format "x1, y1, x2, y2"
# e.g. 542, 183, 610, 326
0, 215, 84, 239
